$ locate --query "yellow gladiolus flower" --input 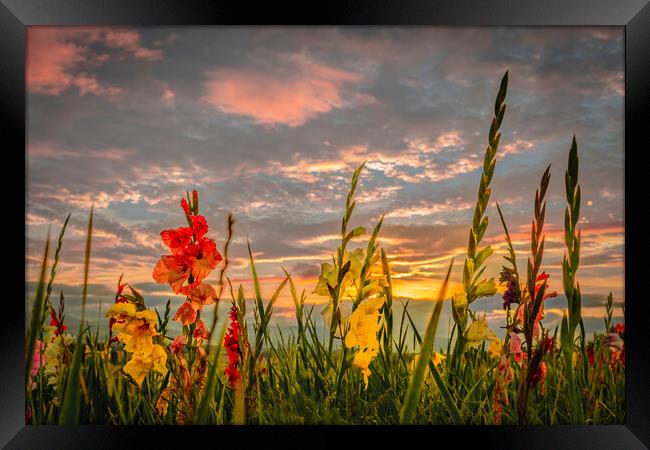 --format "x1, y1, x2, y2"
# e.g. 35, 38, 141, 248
488, 339, 502, 359
123, 343, 168, 387
432, 351, 446, 367
345, 296, 384, 389
108, 303, 166, 388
